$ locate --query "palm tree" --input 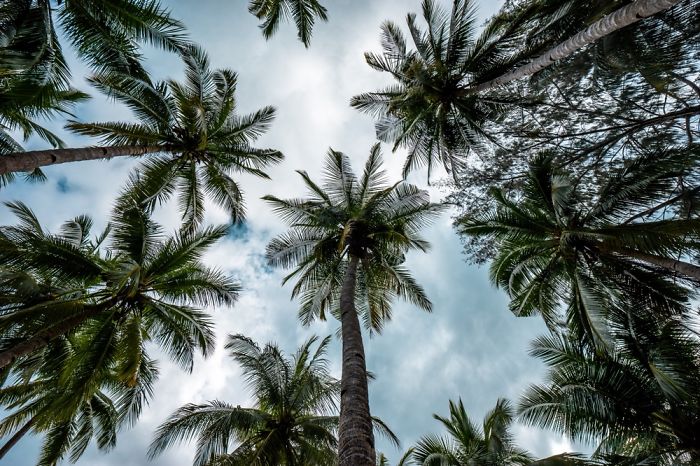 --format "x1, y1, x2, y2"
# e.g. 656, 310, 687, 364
377, 450, 413, 466
351, 0, 529, 180
248, 0, 328, 47
0, 0, 88, 185
409, 398, 586, 465
0, 334, 151, 466
352, 0, 684, 180
0, 45, 283, 230
0, 383, 119, 466
0, 77, 88, 186
519, 310, 700, 464
0, 197, 240, 371
468, 0, 686, 94
458, 150, 700, 349
265, 144, 443, 466
411, 398, 533, 465
150, 334, 390, 466
1, 0, 188, 79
